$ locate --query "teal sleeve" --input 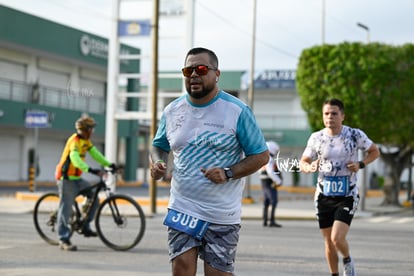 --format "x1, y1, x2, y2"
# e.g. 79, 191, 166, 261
89, 146, 112, 167
236, 105, 267, 156
152, 113, 171, 152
